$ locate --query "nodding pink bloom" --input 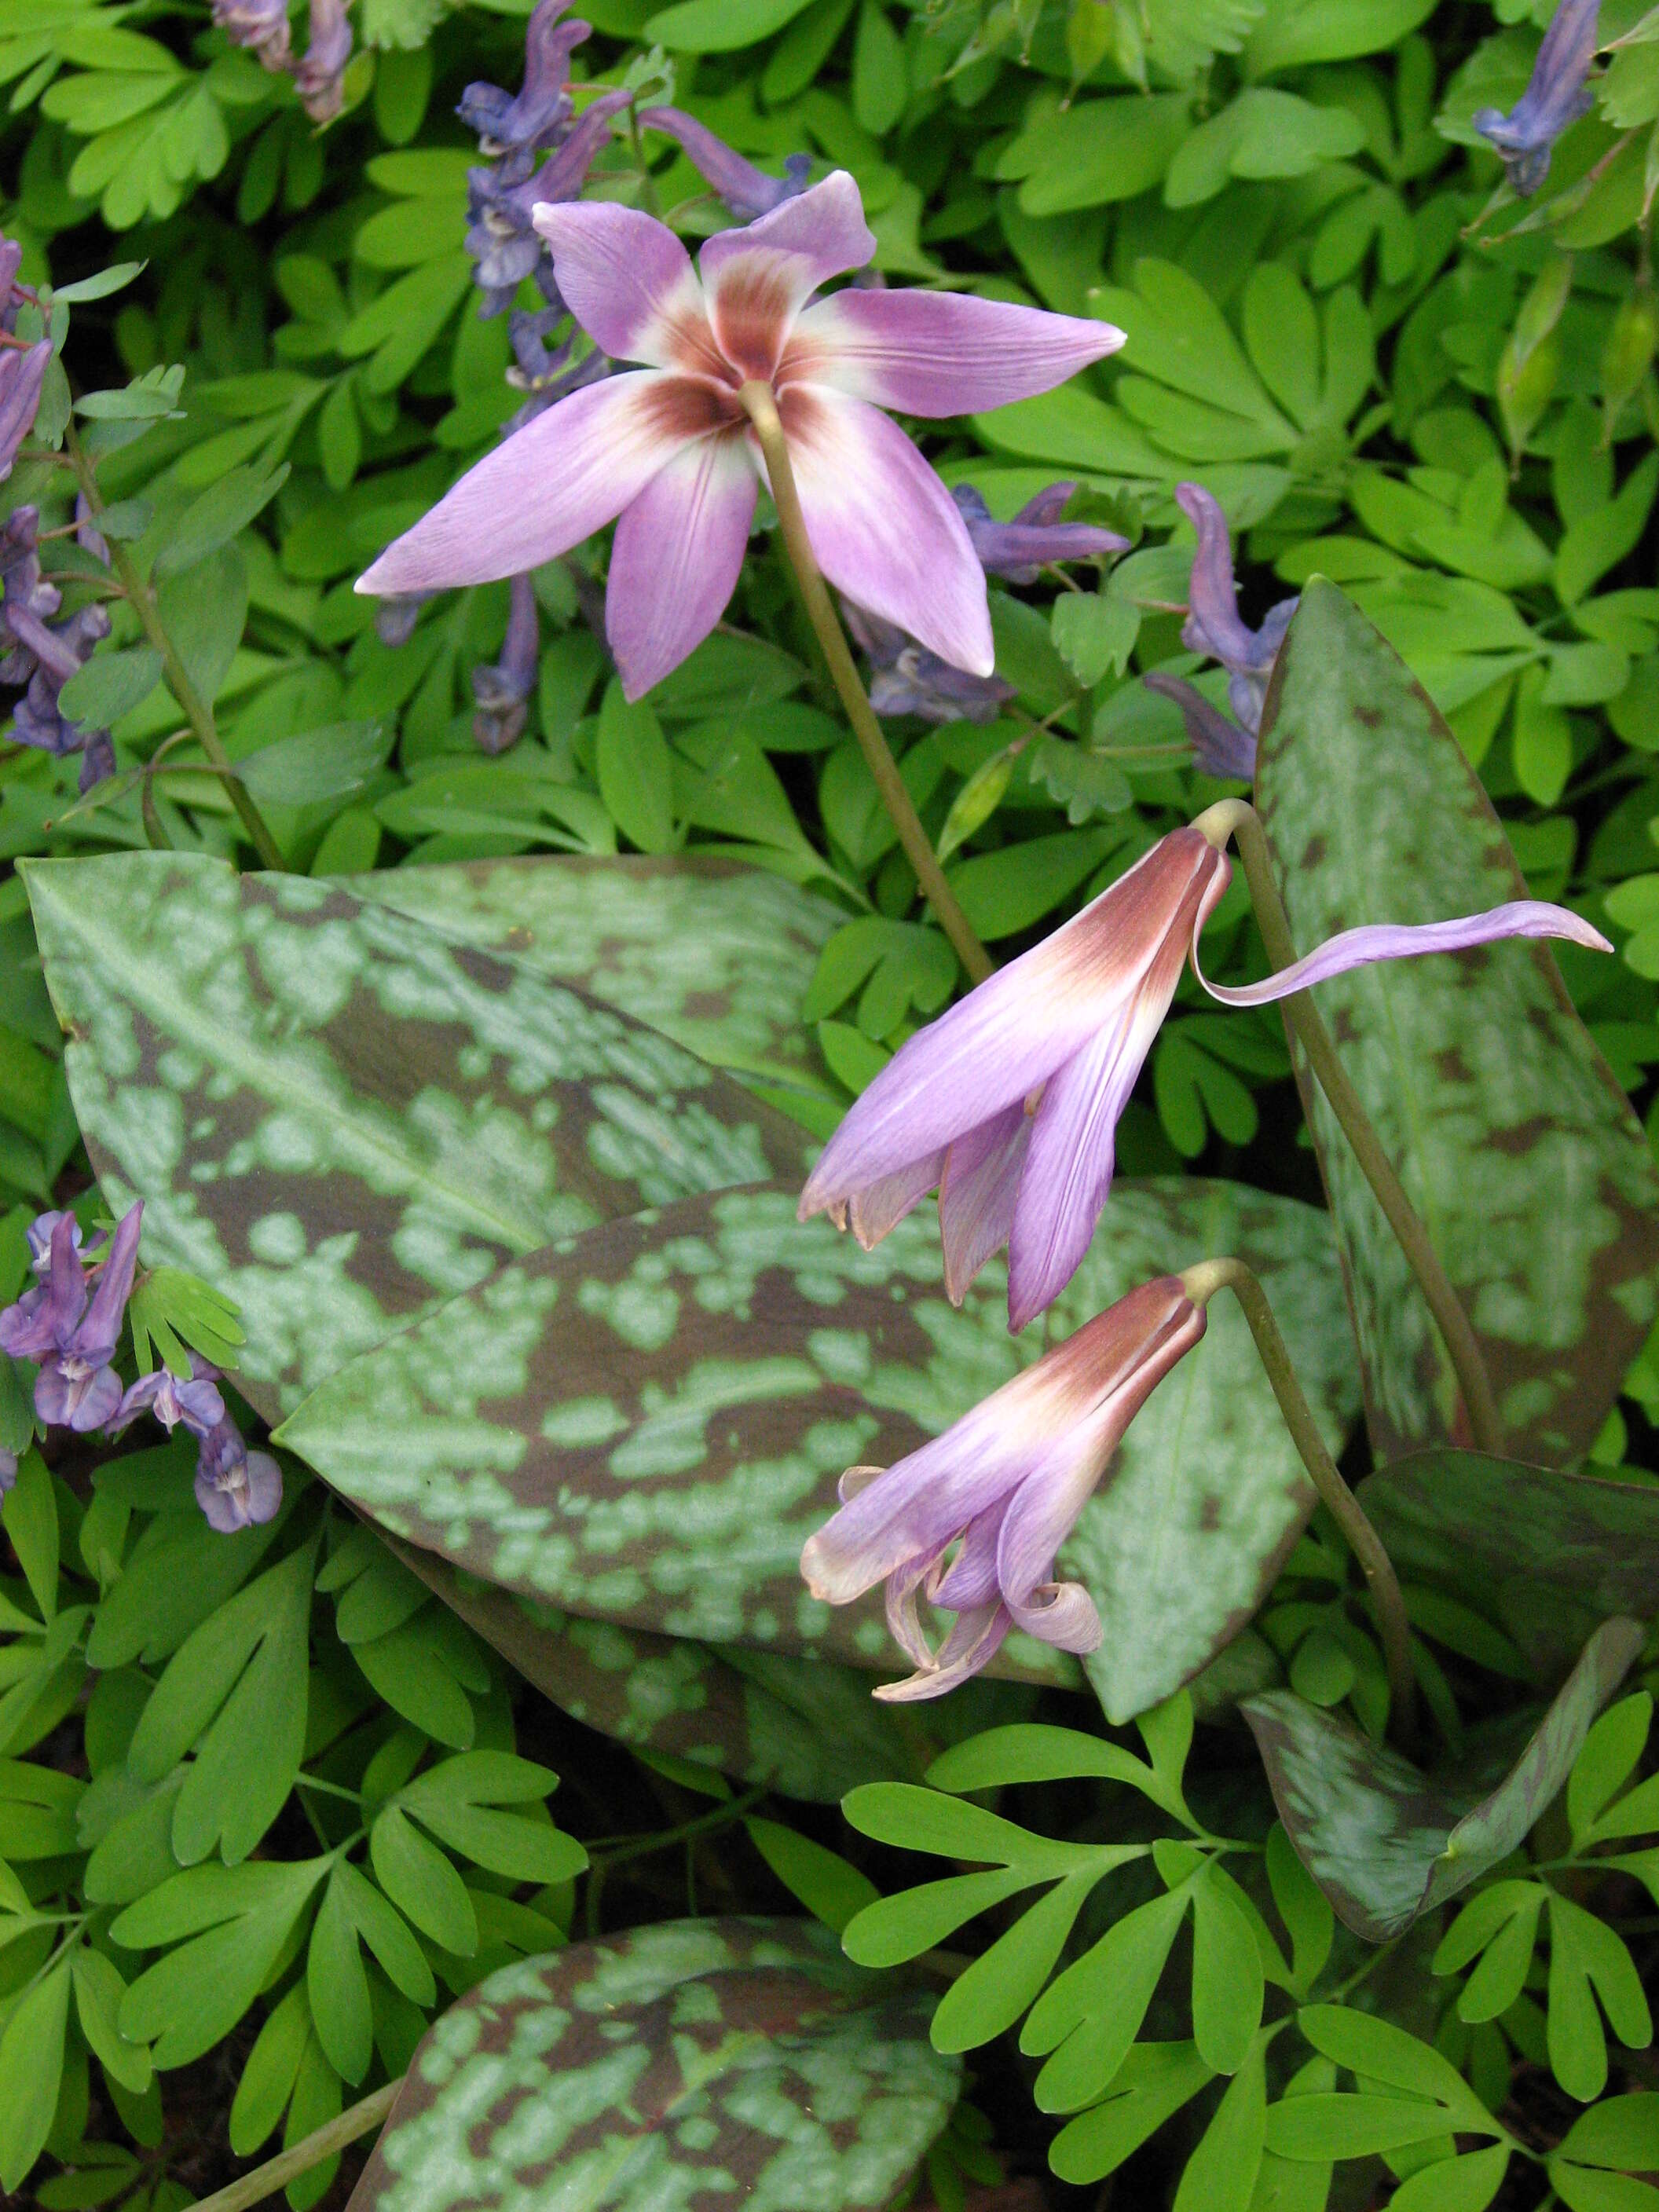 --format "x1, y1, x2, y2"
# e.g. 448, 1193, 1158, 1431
1476, 0, 1600, 196
0, 1204, 143, 1432
357, 173, 1124, 701
1143, 668, 1257, 783
954, 482, 1129, 585
802, 1278, 1206, 1699
1177, 483, 1297, 736
196, 1419, 283, 1533
800, 818, 1612, 1331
